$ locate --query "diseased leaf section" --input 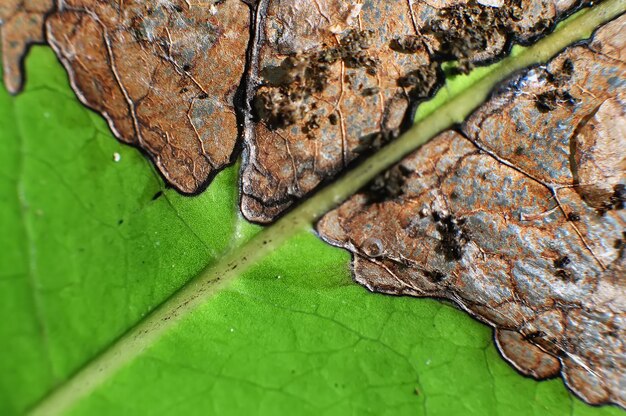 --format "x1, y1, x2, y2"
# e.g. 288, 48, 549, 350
0, 0, 54, 93
3, 0, 585, 221
241, 0, 585, 222
45, 0, 249, 193
317, 15, 626, 408
240, 0, 438, 222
